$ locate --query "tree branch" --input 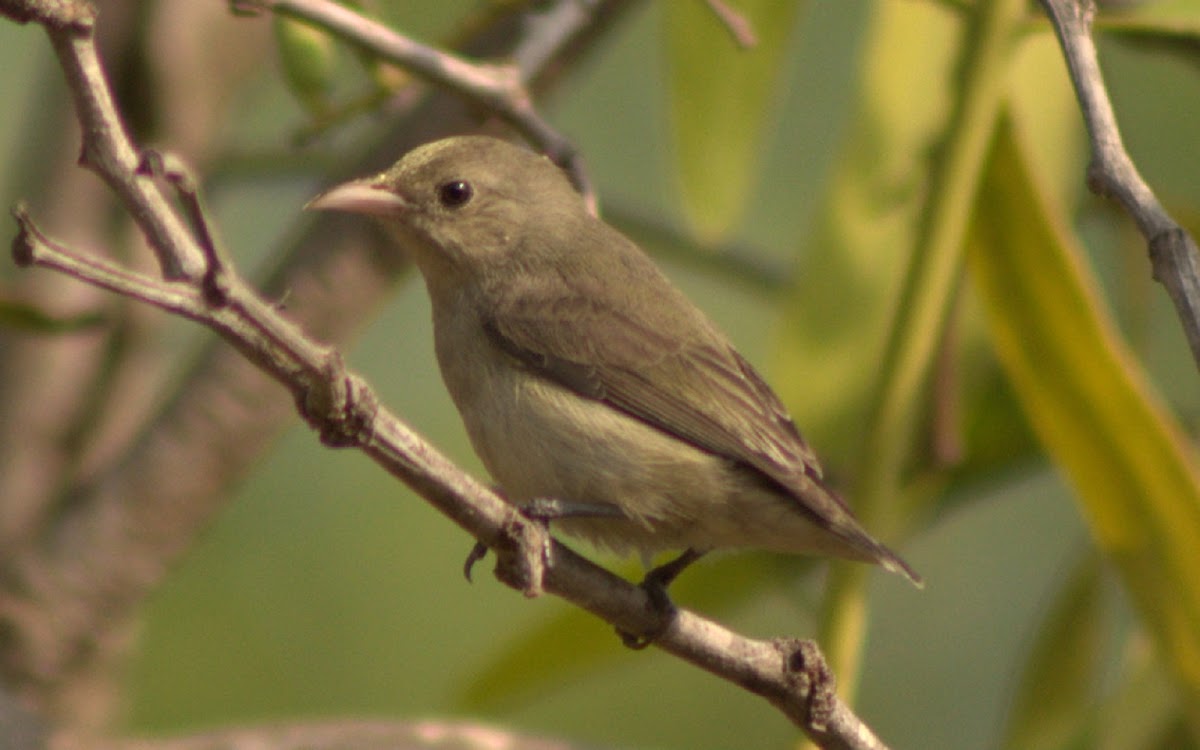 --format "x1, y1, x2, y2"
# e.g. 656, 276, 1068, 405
10, 201, 890, 750
1038, 0, 1200, 372
1, 0, 634, 726
25, 4, 207, 280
